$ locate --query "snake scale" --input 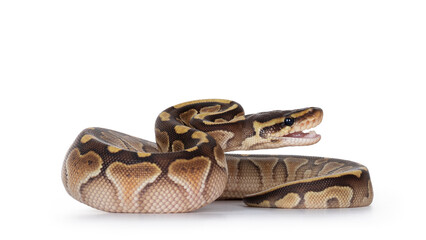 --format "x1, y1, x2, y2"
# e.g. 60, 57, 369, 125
62, 99, 373, 213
